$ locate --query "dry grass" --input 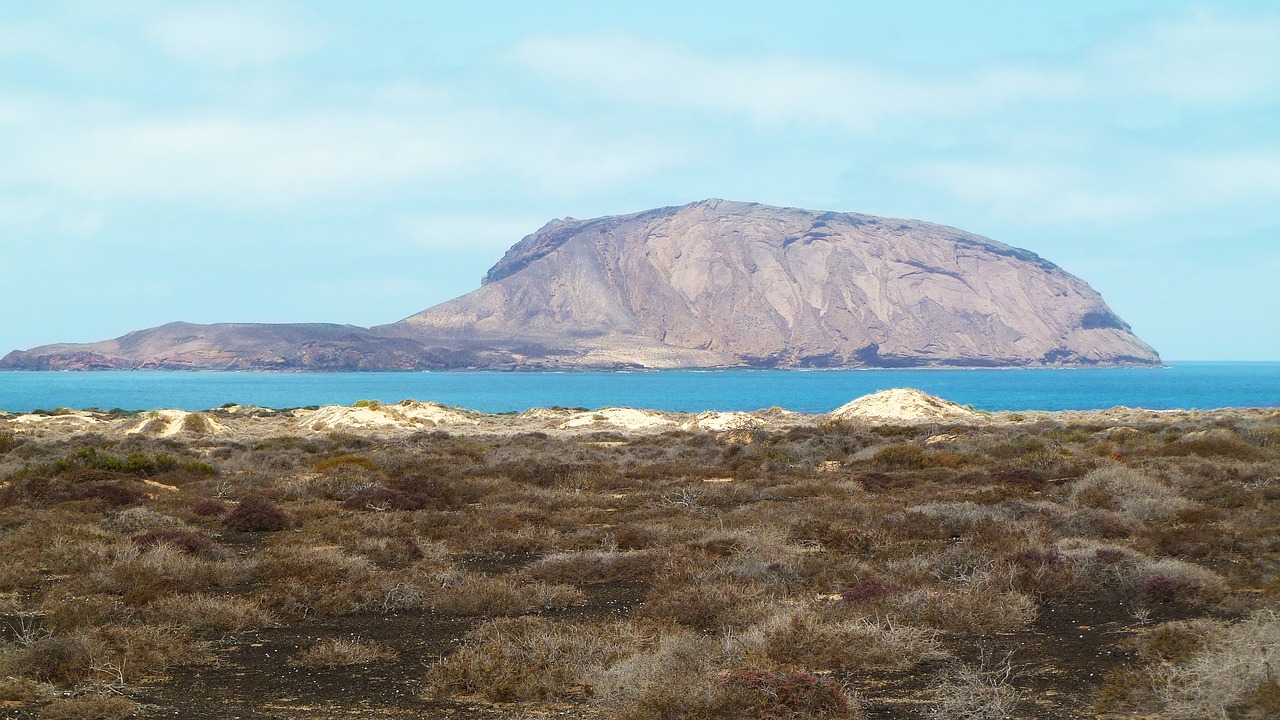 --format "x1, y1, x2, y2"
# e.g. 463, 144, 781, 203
0, 412, 1275, 718
291, 637, 396, 668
